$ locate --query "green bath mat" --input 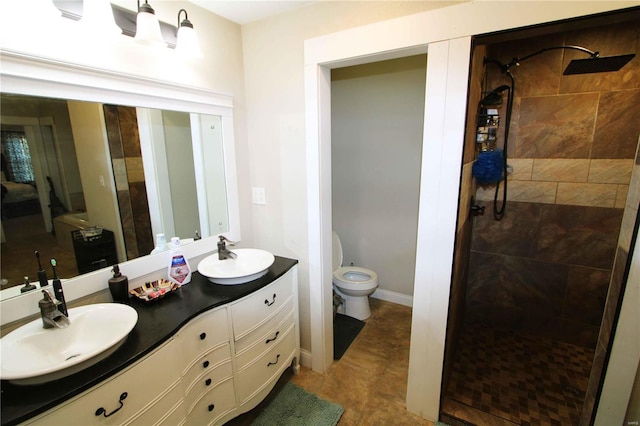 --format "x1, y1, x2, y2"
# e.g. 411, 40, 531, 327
251, 382, 344, 426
